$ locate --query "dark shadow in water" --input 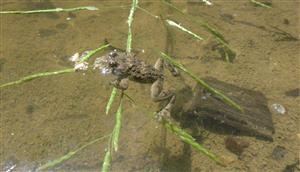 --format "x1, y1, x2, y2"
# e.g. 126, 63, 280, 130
173, 77, 275, 142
